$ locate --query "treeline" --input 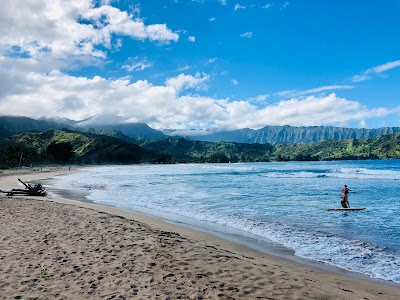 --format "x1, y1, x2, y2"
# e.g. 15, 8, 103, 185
1, 129, 399, 168
140, 137, 273, 163
273, 133, 400, 161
